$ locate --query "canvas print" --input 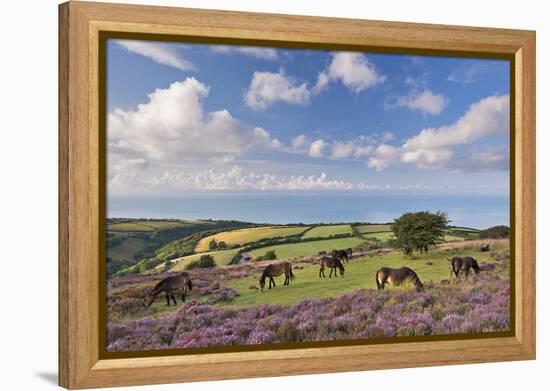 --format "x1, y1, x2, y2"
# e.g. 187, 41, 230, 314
105, 39, 511, 353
